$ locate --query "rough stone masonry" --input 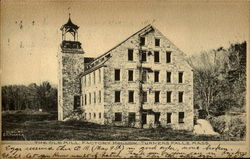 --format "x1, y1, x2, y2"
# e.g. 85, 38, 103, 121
58, 17, 194, 130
